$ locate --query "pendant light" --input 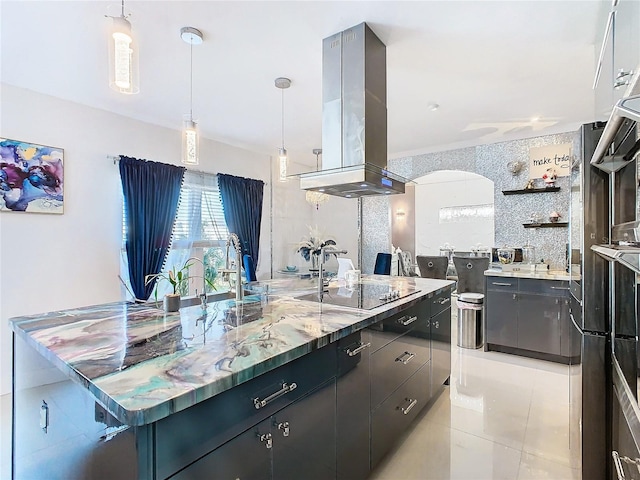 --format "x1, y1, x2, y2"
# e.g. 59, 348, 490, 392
305, 149, 330, 209
107, 0, 139, 94
180, 27, 203, 166
275, 77, 291, 182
